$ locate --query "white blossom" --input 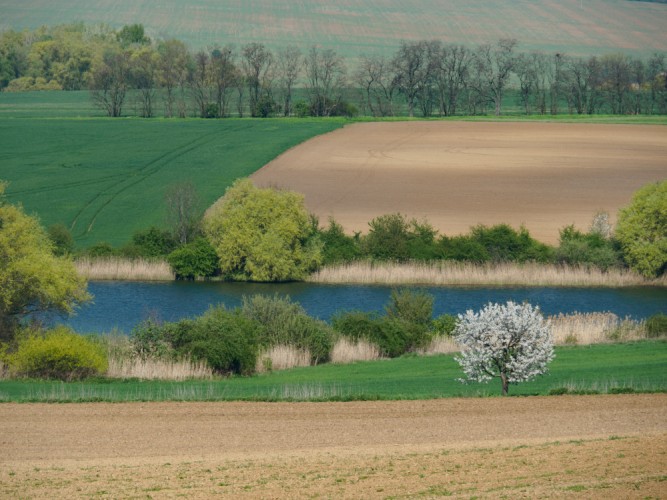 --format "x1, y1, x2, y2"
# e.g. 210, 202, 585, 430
454, 301, 554, 395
